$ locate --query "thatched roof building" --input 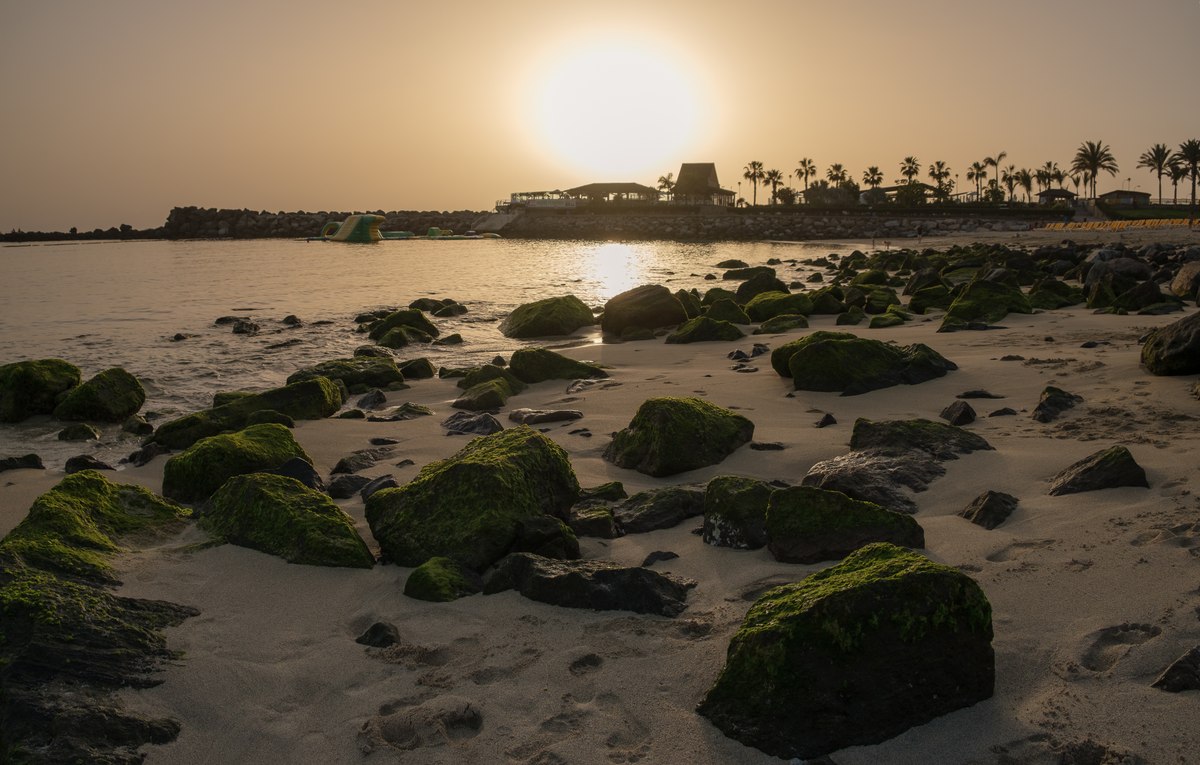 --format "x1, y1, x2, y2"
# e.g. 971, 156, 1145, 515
672, 163, 736, 206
